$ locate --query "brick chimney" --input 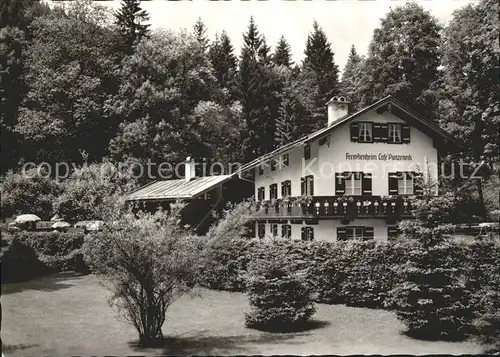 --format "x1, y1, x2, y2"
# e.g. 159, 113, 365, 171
327, 96, 350, 126
185, 156, 196, 182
